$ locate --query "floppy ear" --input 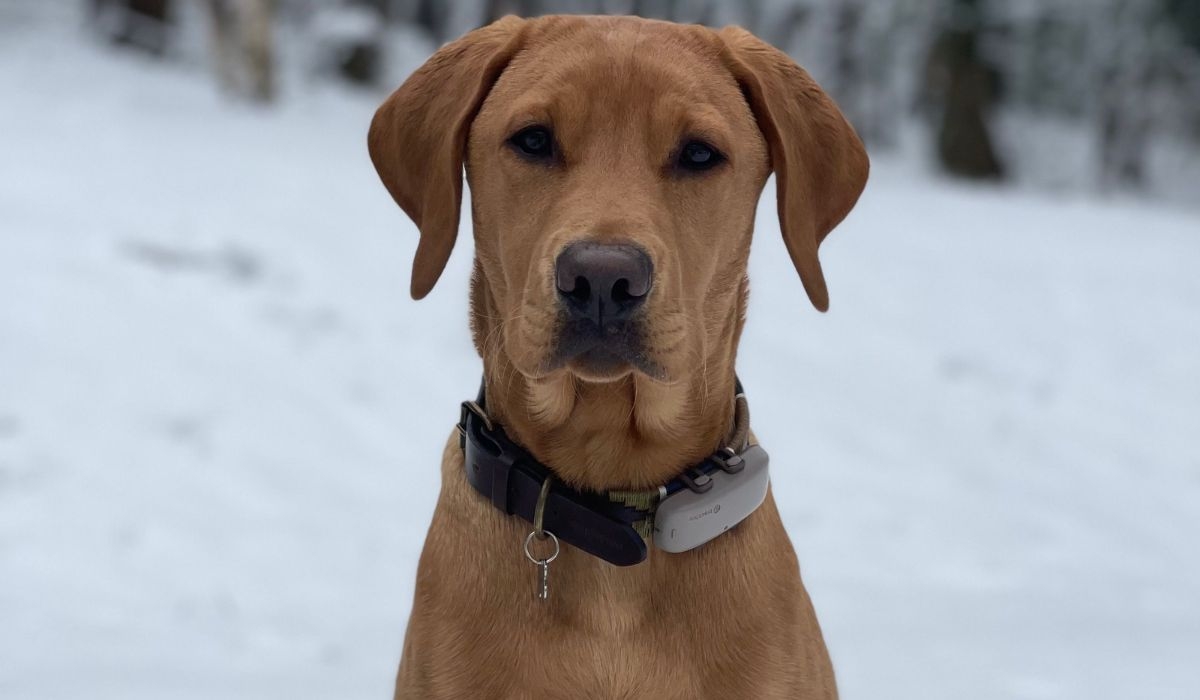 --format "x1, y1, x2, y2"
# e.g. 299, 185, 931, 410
368, 16, 526, 299
719, 26, 869, 312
